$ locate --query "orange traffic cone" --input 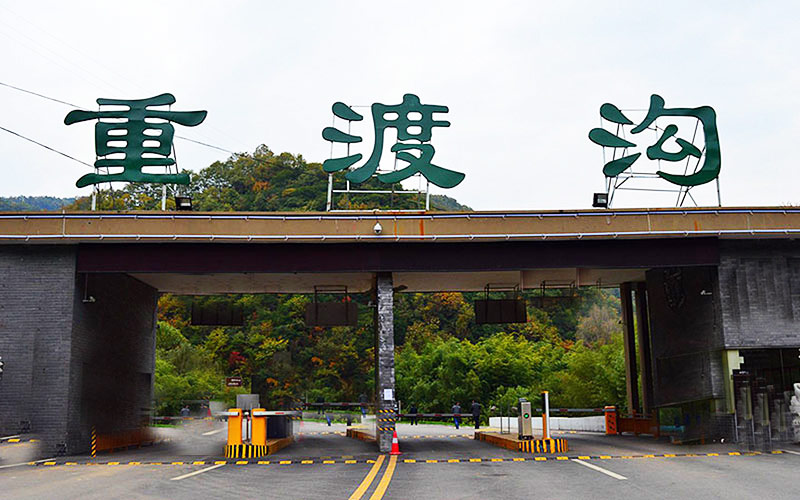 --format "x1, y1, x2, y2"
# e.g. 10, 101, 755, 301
389, 430, 402, 455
